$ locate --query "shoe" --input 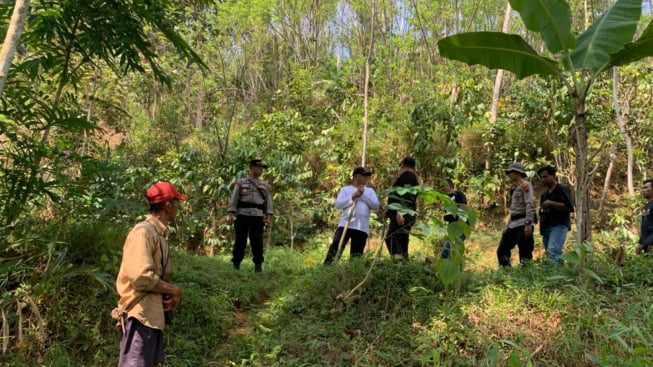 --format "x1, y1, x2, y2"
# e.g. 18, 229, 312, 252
254, 264, 262, 273
233, 262, 240, 270
393, 254, 404, 261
